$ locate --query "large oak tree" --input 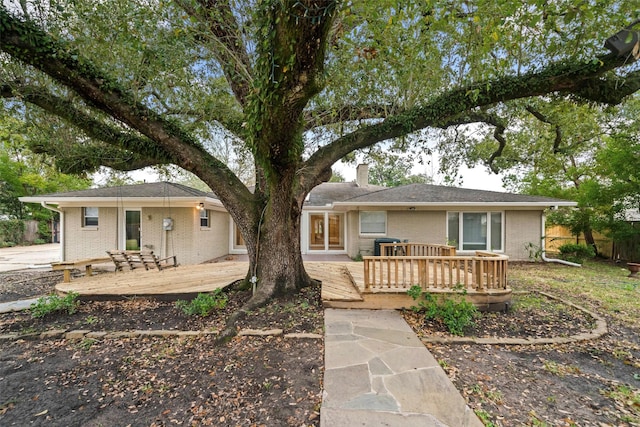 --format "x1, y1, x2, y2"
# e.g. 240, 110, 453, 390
2, 0, 640, 311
